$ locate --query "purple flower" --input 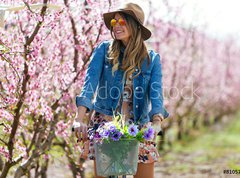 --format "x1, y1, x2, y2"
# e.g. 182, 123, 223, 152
128, 125, 139, 136
107, 123, 117, 133
111, 131, 122, 141
143, 132, 152, 140
100, 130, 110, 138
94, 132, 102, 139
147, 127, 154, 135
143, 127, 154, 140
